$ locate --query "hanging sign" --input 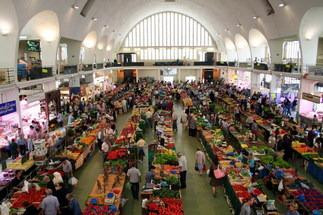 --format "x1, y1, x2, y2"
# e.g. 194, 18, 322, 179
0, 100, 17, 116
302, 92, 321, 104
27, 92, 45, 103
69, 76, 80, 88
